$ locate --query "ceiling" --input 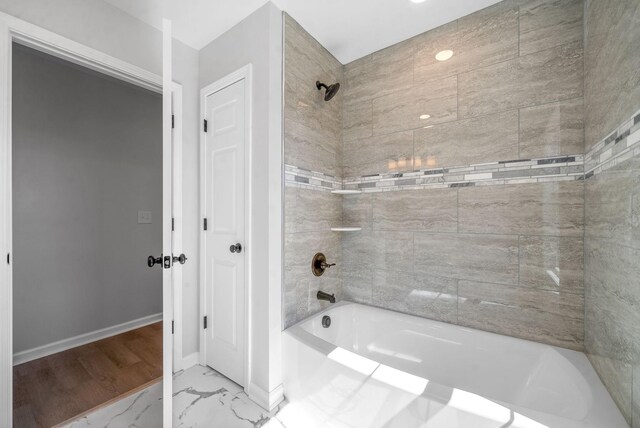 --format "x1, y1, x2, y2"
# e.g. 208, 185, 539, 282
103, 0, 502, 64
